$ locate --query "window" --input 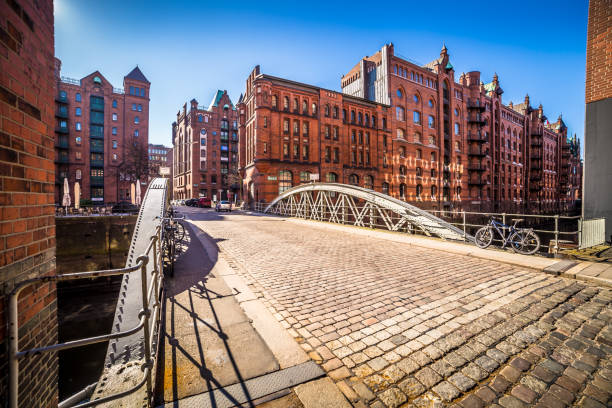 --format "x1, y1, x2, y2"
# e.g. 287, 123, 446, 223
396, 106, 405, 121
431, 168, 436, 178
283, 97, 289, 110
358, 112, 363, 124
283, 143, 289, 158
455, 141, 460, 151
351, 130, 356, 143
134, 130, 139, 137
428, 136, 435, 145
454, 108, 459, 116
454, 123, 460, 135
428, 99, 434, 108
428, 115, 435, 129
416, 184, 423, 198
293, 120, 299, 135
413, 94, 419, 103
351, 111, 355, 123
140, 88, 145, 97
75, 93, 81, 102
303, 121, 309, 136
112, 113, 117, 121
283, 118, 289, 133
431, 152, 436, 162
416, 149, 422, 159
326, 172, 337, 182
293, 98, 299, 111
324, 125, 330, 139
351, 150, 356, 164
112, 153, 117, 161
333, 126, 339, 140
416, 167, 422, 177
399, 146, 406, 157
414, 132, 421, 143
76, 122, 81, 131
132, 103, 137, 111
364, 175, 374, 190
397, 89, 403, 98
211, 175, 217, 184
413, 111, 421, 124
302, 144, 309, 160
75, 107, 82, 116
399, 183, 406, 198
112, 99, 117, 108
138, 104, 142, 112
365, 132, 370, 145
348, 174, 359, 186
264, 117, 268, 128
312, 103, 317, 115
75, 151, 82, 160
325, 146, 331, 162
333, 106, 339, 119
293, 143, 299, 159
198, 115, 203, 122
382, 182, 389, 195
279, 170, 292, 193
93, 76, 102, 84
75, 136, 82, 145
324, 104, 330, 117
333, 148, 339, 162
431, 185, 437, 197
399, 165, 407, 176
300, 171, 311, 183
134, 116, 140, 124
112, 140, 118, 148
112, 127, 117, 135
